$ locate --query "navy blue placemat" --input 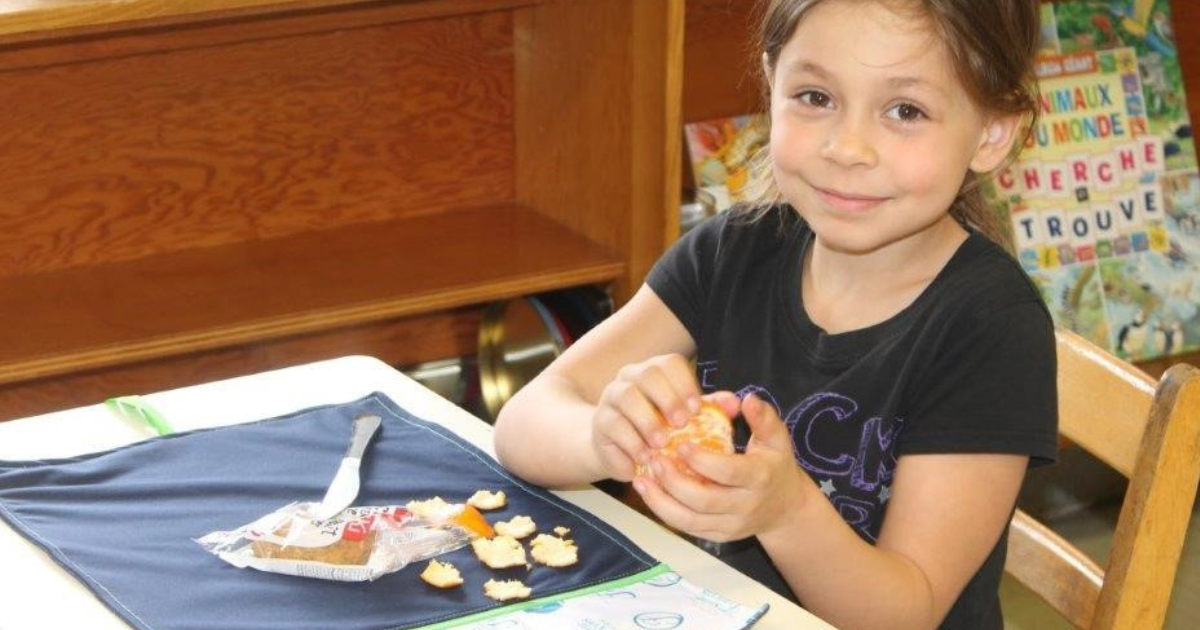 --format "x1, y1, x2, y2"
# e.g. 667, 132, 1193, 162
0, 393, 657, 630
